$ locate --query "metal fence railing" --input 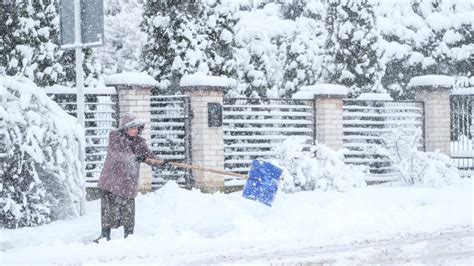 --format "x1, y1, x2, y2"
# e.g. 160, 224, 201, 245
46, 86, 118, 187
150, 95, 192, 188
343, 99, 424, 182
223, 98, 314, 182
450, 90, 474, 176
